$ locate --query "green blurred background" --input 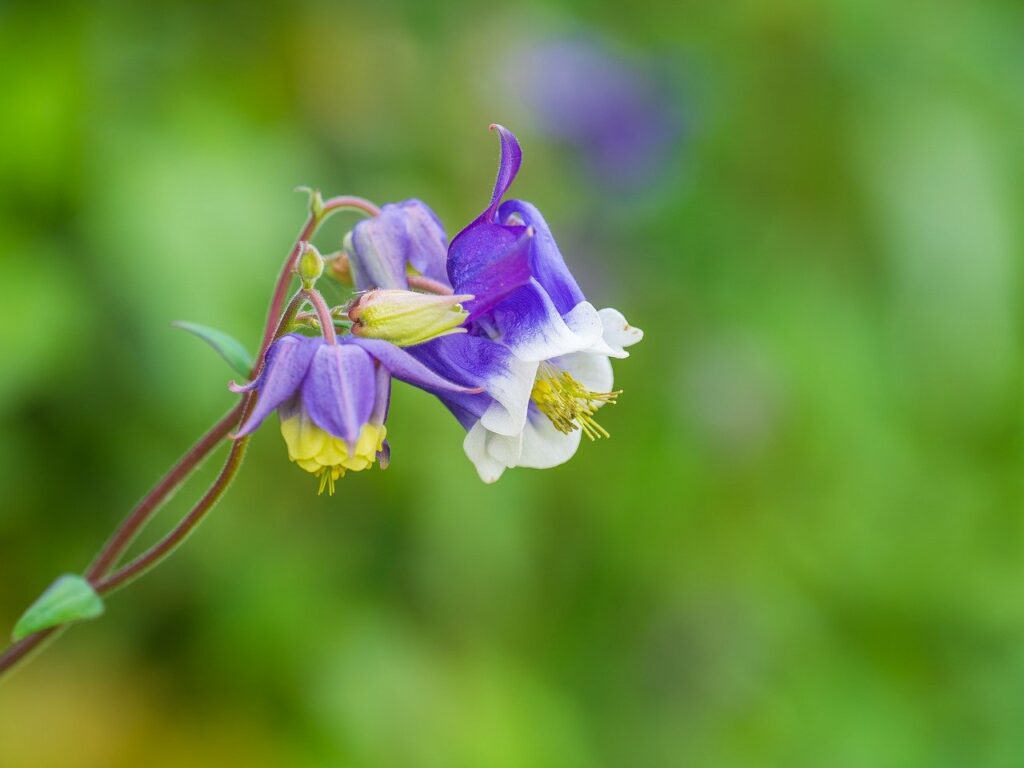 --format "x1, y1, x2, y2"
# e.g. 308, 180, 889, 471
2, 1, 1023, 765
